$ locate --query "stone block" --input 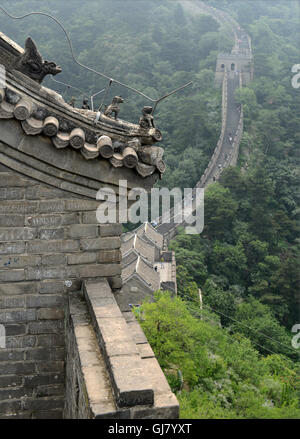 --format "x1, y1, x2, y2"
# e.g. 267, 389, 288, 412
67, 224, 98, 238
80, 237, 121, 251
39, 228, 65, 240
37, 308, 65, 320
77, 264, 121, 278
98, 250, 122, 263
0, 282, 37, 296
41, 254, 66, 266
67, 252, 97, 265
99, 223, 122, 237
